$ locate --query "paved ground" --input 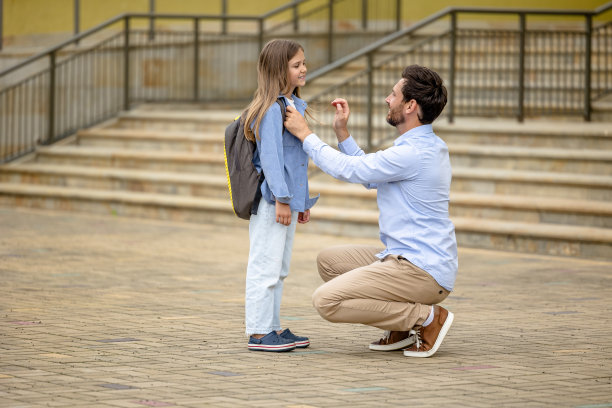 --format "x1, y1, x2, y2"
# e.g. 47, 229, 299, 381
1, 207, 611, 408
